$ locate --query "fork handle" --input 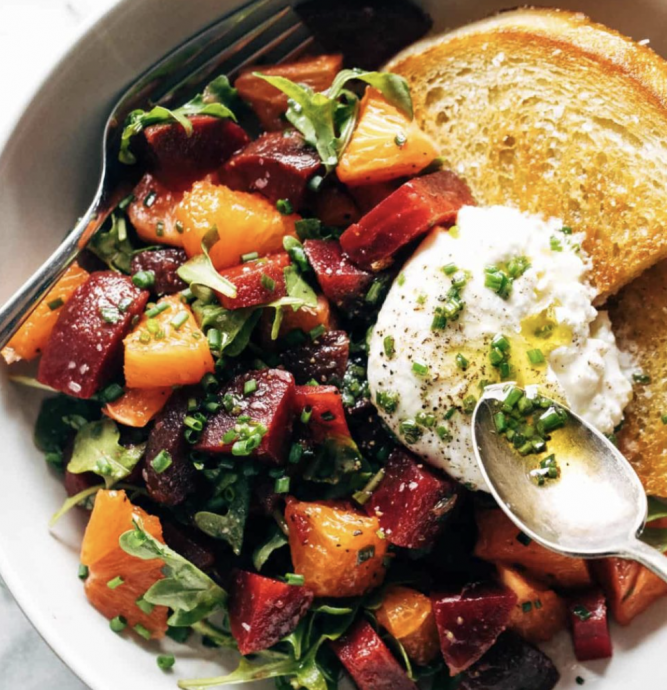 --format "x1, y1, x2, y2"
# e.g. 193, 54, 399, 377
0, 201, 100, 351
621, 538, 667, 584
